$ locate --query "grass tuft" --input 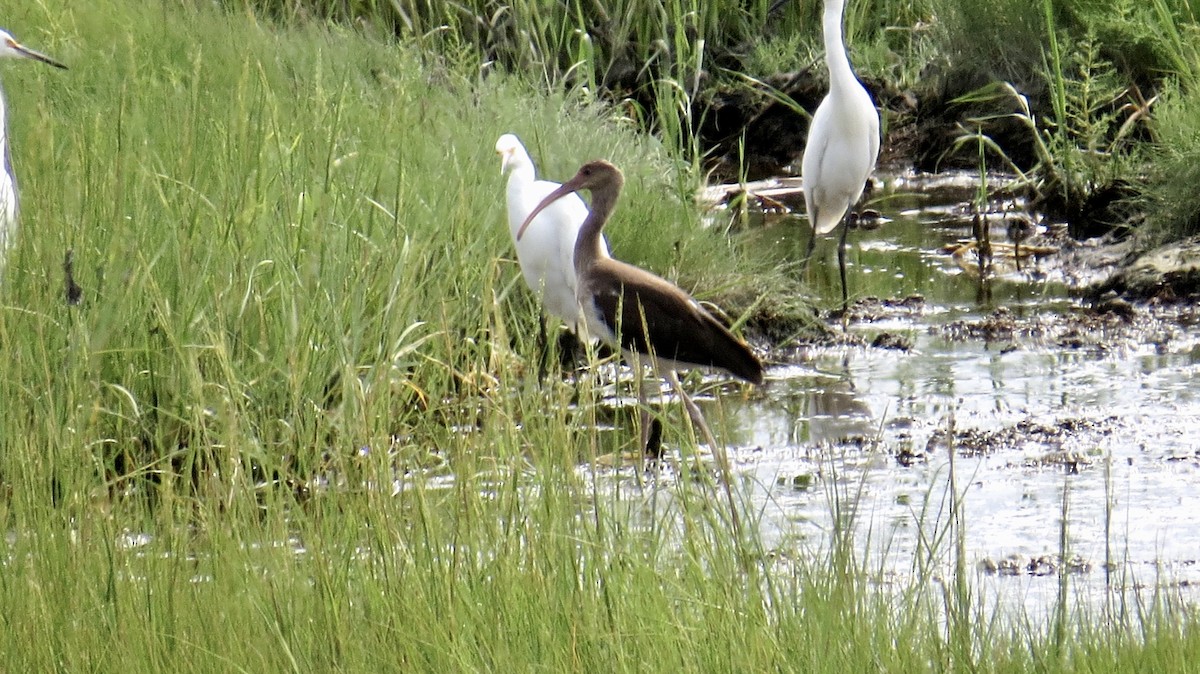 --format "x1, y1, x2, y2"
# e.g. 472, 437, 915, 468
0, 1, 1196, 671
